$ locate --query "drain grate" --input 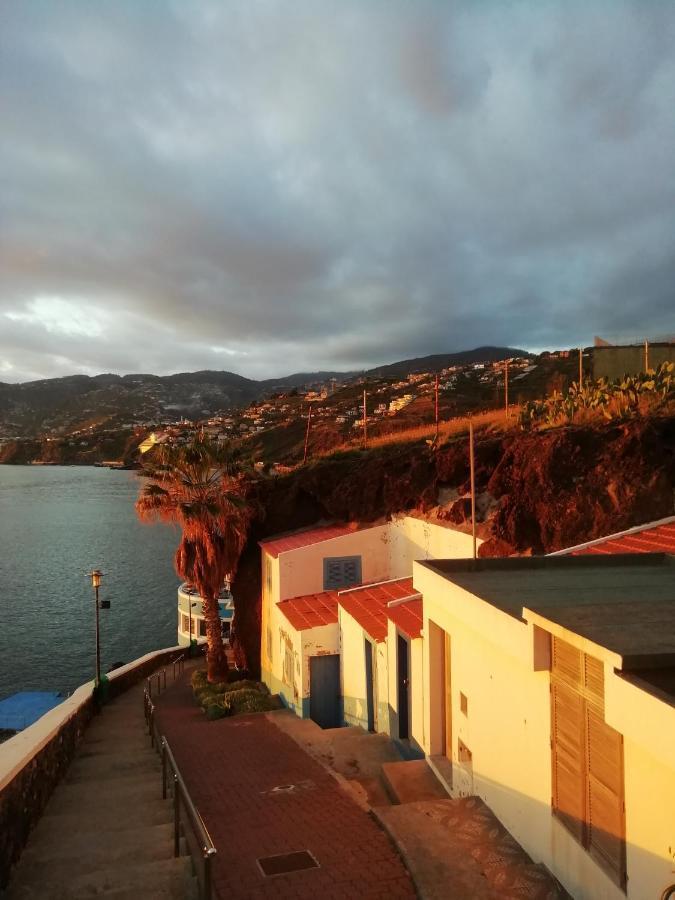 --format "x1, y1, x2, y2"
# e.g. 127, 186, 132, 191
257, 850, 319, 877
